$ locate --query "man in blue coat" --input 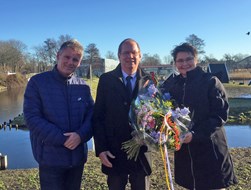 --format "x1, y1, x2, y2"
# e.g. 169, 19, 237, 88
23, 39, 94, 190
